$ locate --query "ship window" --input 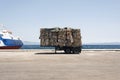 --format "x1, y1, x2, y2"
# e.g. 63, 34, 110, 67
0, 34, 3, 36
3, 39, 6, 42
11, 37, 13, 39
